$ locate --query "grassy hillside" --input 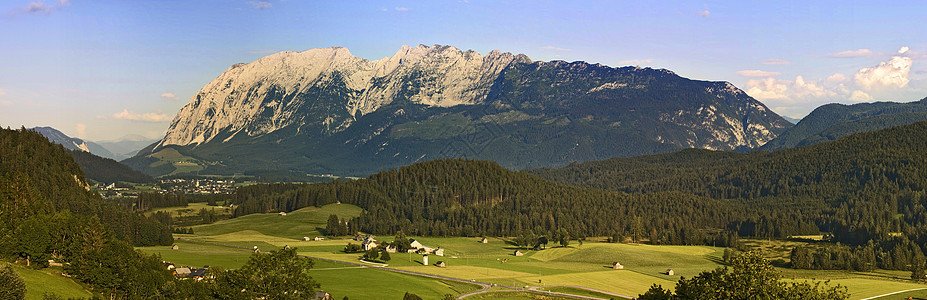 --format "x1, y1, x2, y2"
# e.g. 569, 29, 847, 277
193, 203, 363, 239
5, 263, 93, 300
